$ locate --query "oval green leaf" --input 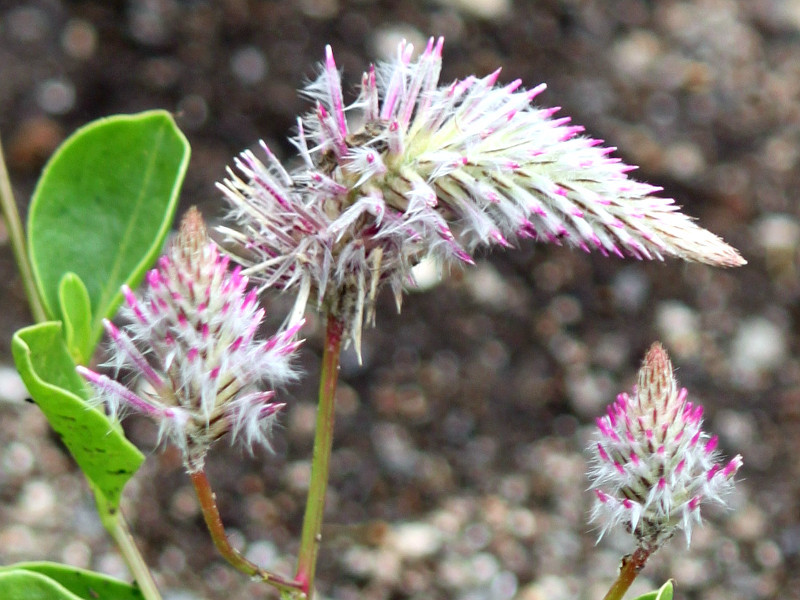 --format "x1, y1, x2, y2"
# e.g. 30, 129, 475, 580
0, 563, 144, 600
12, 321, 144, 510
28, 110, 189, 352
0, 570, 84, 600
